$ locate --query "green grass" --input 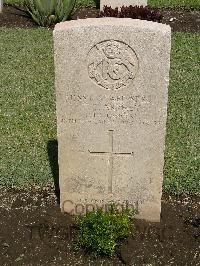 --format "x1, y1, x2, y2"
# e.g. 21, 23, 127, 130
0, 28, 199, 194
4, 0, 200, 10
4, 0, 97, 8
149, 0, 200, 9
0, 28, 55, 187
4, 0, 24, 5
163, 32, 200, 195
